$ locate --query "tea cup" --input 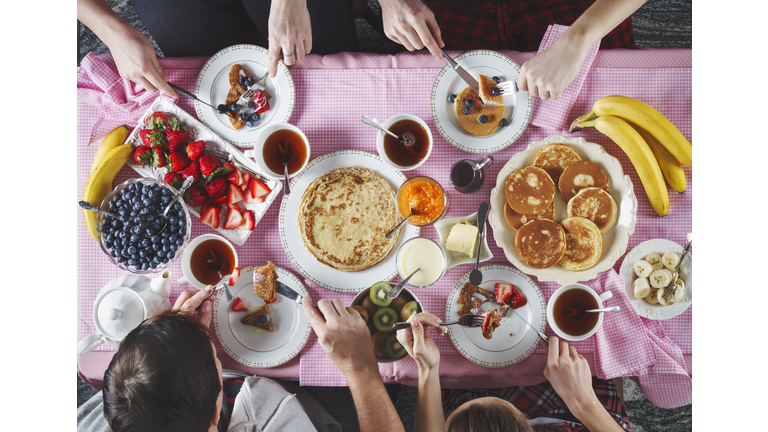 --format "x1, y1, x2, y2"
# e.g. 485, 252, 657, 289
546, 283, 613, 341
372, 114, 433, 171
243, 123, 310, 179
177, 234, 238, 289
